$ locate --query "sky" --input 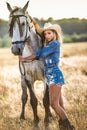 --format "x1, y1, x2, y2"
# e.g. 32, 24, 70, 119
0, 0, 87, 21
